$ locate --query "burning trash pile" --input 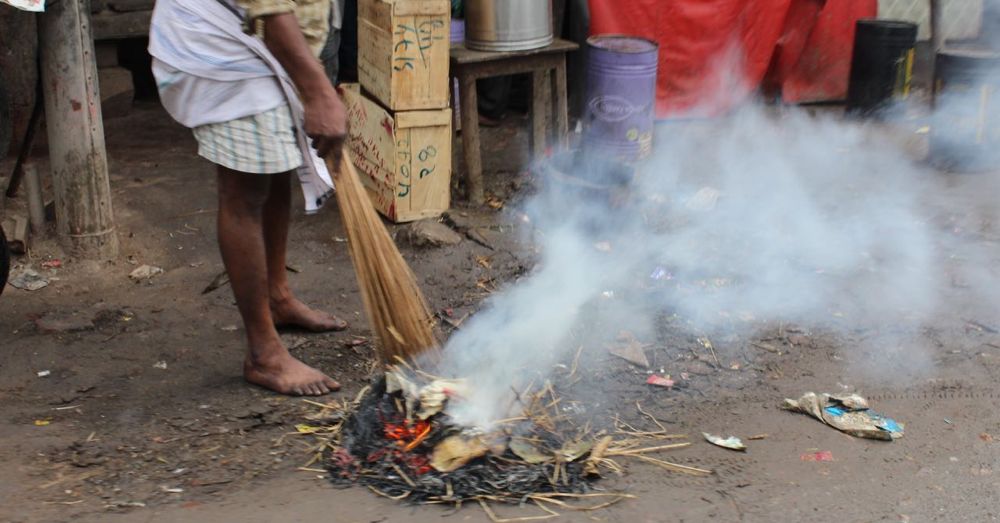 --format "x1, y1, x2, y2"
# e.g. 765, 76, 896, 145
307, 363, 711, 514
